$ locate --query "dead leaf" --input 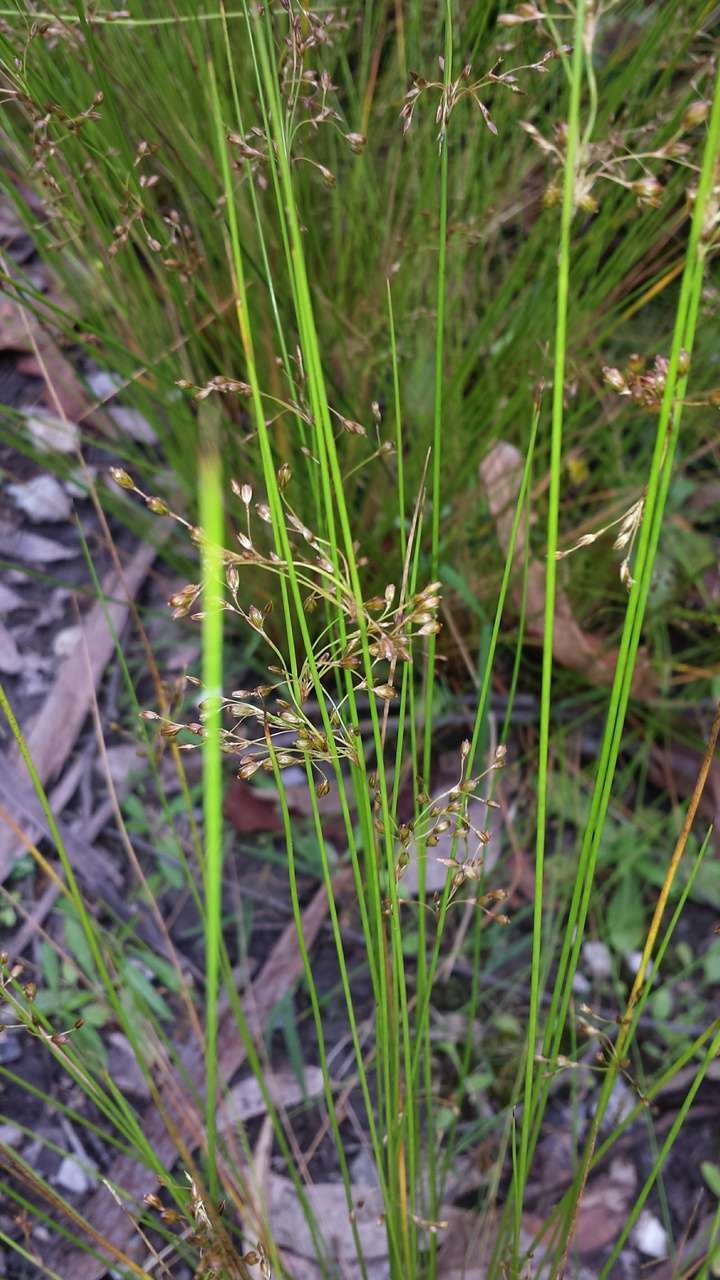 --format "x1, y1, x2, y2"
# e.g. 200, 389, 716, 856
479, 443, 655, 698
0, 758, 123, 895
219, 1067, 324, 1132
0, 292, 92, 424
567, 1157, 637, 1254
264, 1176, 389, 1280
223, 776, 284, 833
23, 410, 81, 455
7, 475, 73, 523
0, 583, 23, 613
47, 875, 349, 1280
0, 623, 22, 675
0, 520, 77, 563
0, 539, 159, 878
